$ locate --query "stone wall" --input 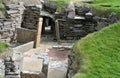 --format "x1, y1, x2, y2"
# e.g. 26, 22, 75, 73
0, 2, 25, 43
4, 1, 25, 28
21, 6, 40, 29
0, 19, 16, 43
